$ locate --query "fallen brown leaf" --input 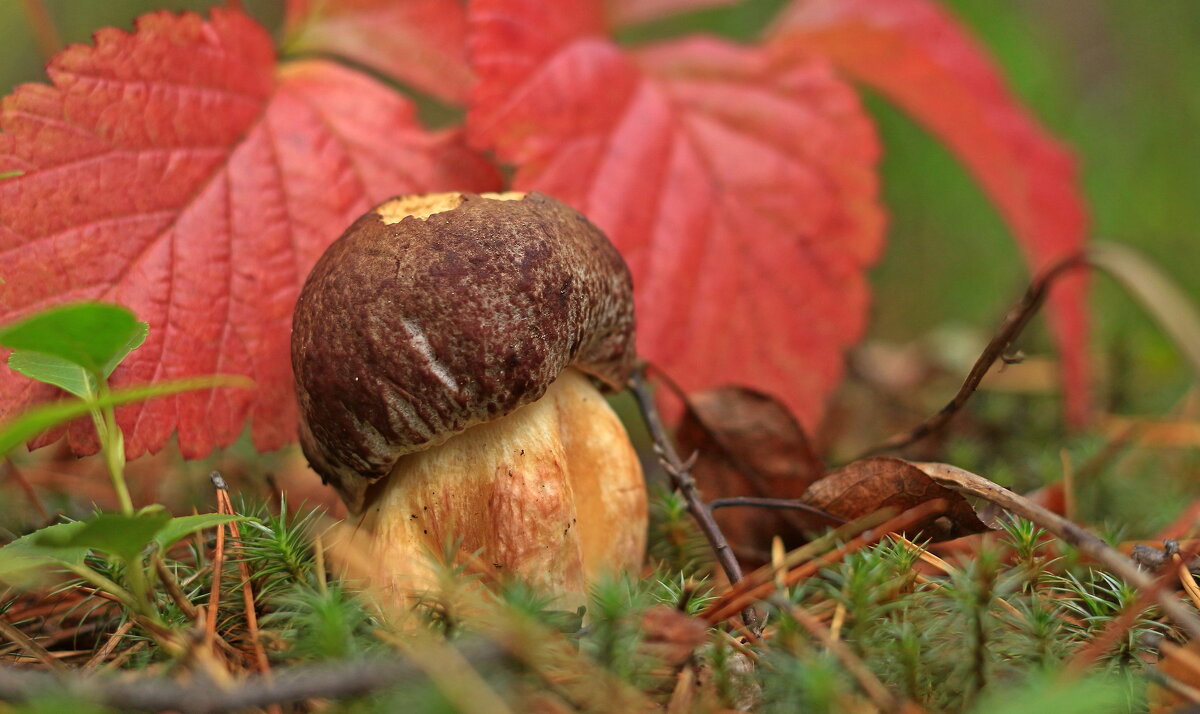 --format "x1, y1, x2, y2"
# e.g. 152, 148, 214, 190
804, 458, 988, 541
676, 387, 832, 561
639, 605, 710, 668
